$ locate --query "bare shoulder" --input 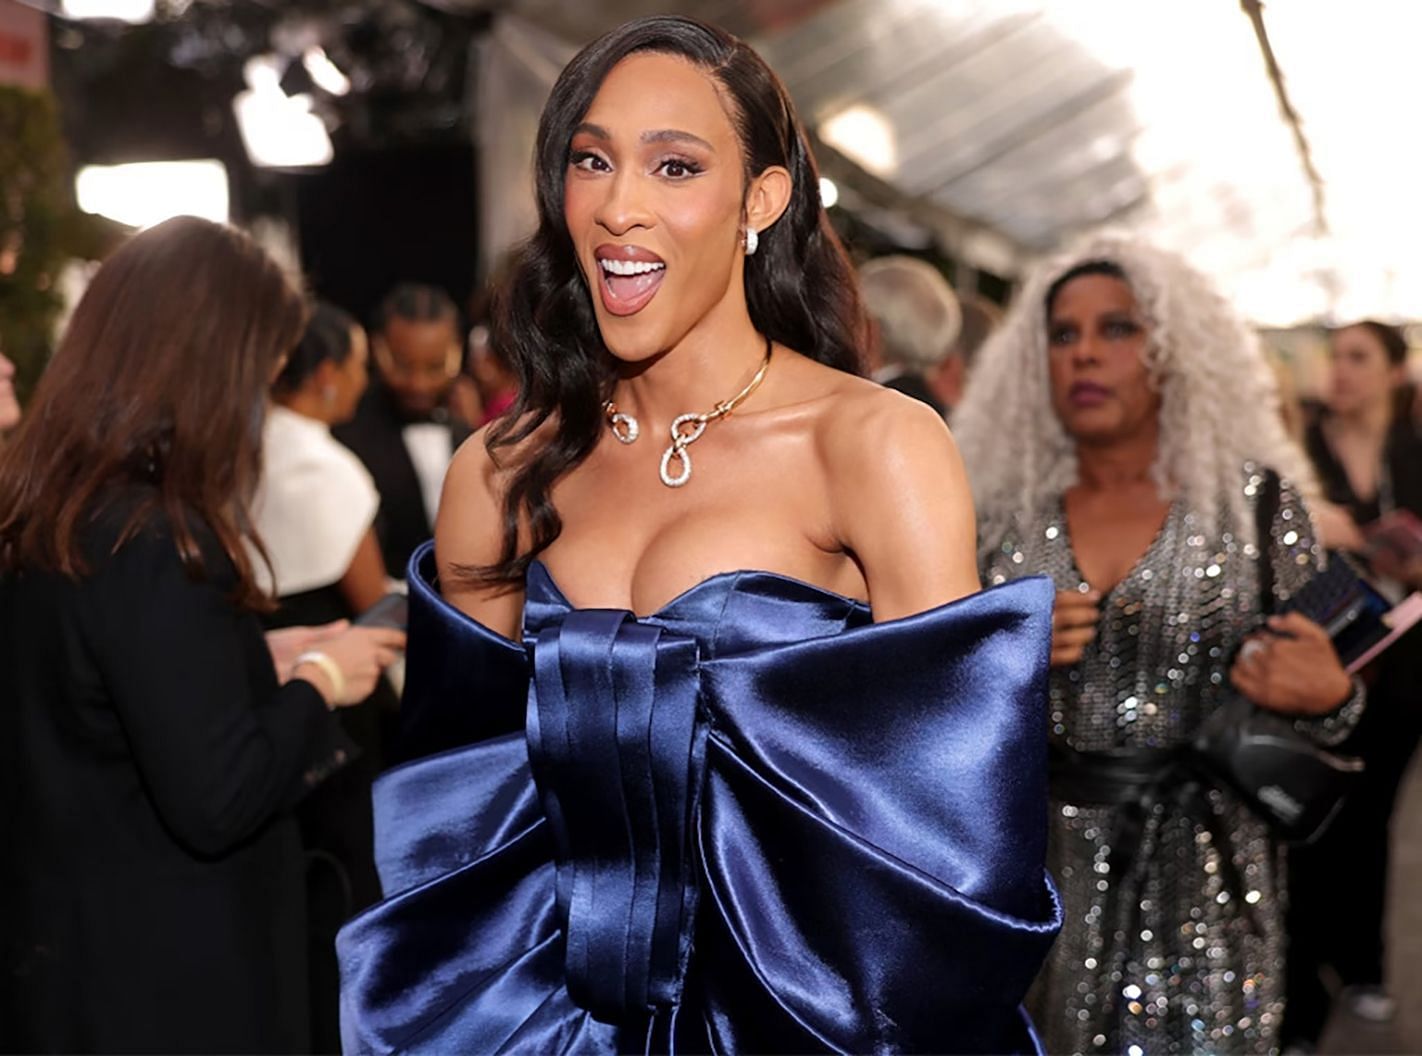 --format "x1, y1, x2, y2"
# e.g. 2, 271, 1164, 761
813, 374, 961, 482
436, 424, 507, 572
806, 372, 980, 618
434, 419, 543, 631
